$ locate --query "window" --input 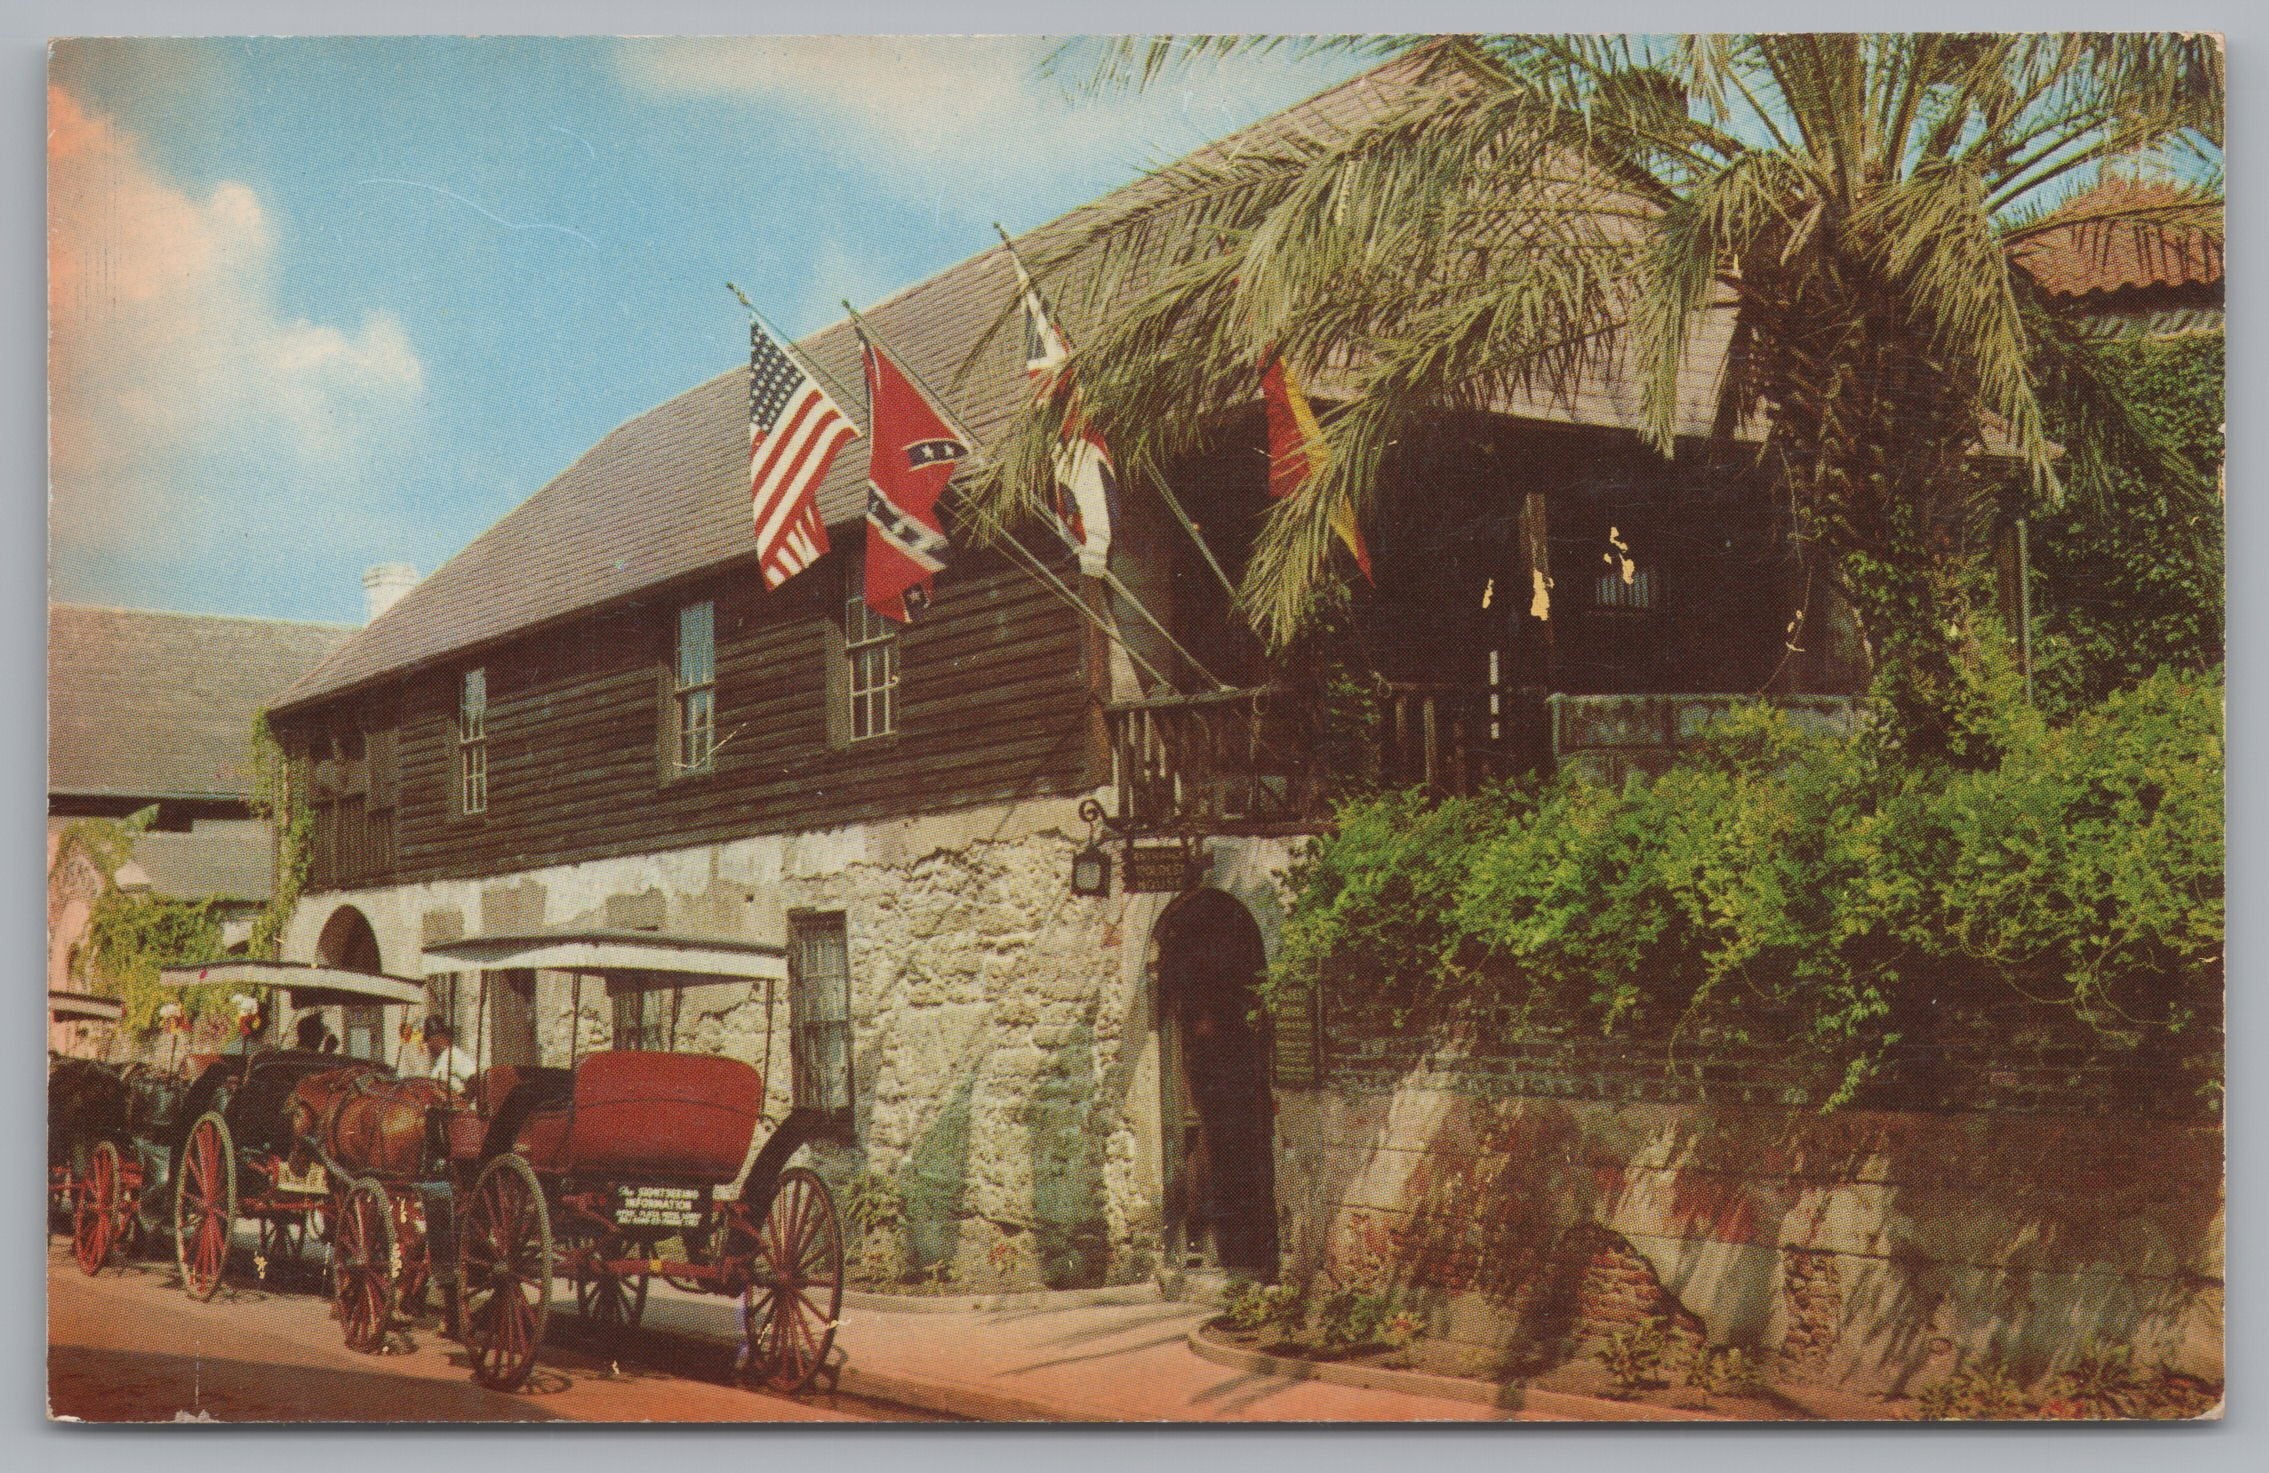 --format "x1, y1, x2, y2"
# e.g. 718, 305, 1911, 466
673, 600, 717, 774
343, 1004, 383, 1061
457, 668, 488, 815
1593, 526, 1656, 611
789, 913, 853, 1117
611, 977, 677, 1052
1593, 564, 1655, 610
843, 571, 898, 741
